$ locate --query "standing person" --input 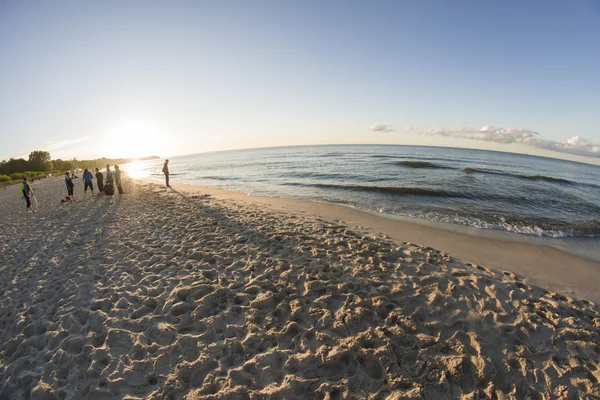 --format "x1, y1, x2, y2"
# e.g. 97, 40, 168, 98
162, 159, 170, 188
21, 178, 35, 213
114, 165, 124, 194
95, 168, 104, 192
104, 164, 115, 196
65, 172, 75, 200
83, 169, 94, 197
105, 164, 113, 184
